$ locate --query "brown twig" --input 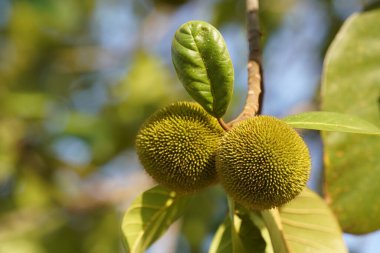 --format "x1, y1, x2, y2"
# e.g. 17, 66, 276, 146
229, 0, 263, 127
